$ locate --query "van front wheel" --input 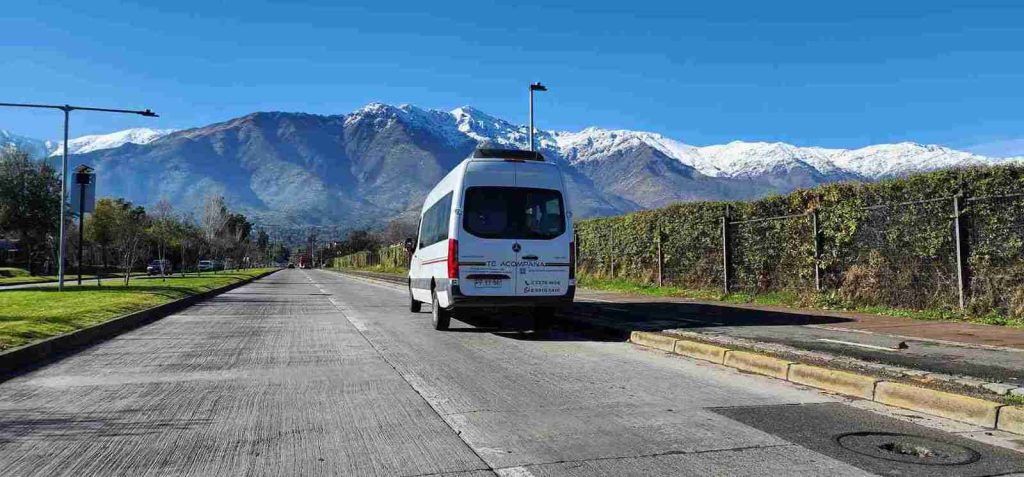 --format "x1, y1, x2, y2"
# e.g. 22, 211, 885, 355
431, 290, 451, 331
